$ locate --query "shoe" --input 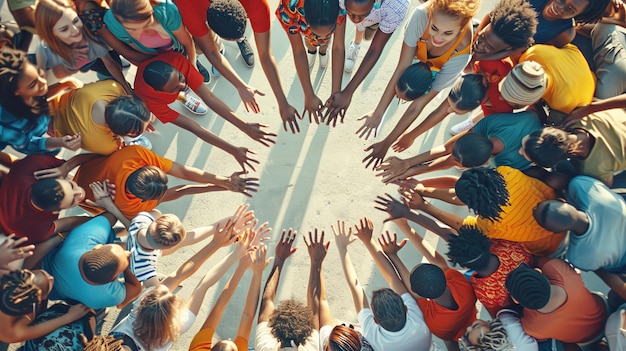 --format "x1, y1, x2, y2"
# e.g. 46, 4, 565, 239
197, 60, 211, 83
237, 37, 255, 67
449, 117, 475, 135
211, 46, 226, 77
182, 94, 208, 115
344, 41, 361, 73
123, 134, 152, 149
319, 52, 329, 68
307, 49, 317, 70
